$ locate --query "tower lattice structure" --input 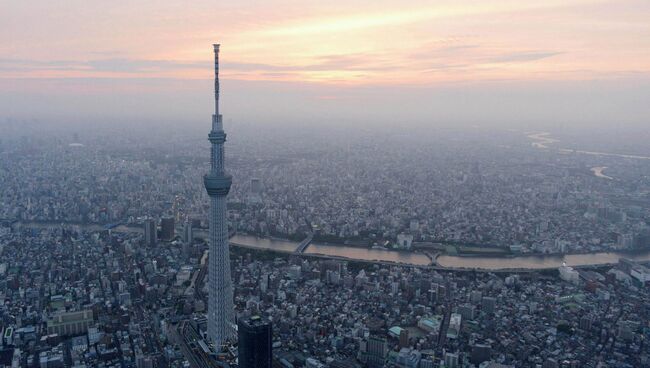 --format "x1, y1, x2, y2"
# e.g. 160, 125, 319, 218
204, 43, 236, 347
